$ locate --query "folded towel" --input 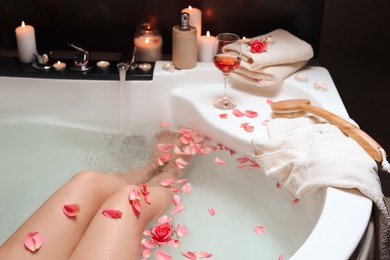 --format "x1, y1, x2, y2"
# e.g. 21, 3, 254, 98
226, 29, 314, 87
252, 116, 390, 260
